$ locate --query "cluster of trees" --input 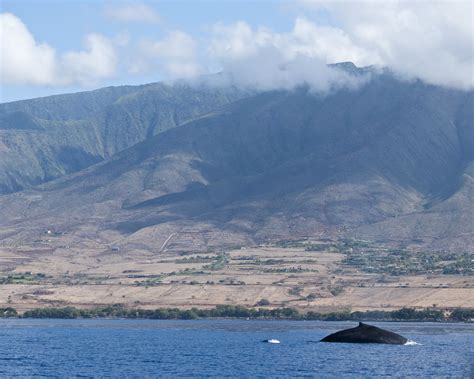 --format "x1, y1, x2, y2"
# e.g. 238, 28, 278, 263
0, 307, 17, 317
449, 308, 474, 321
0, 272, 47, 284
8, 305, 473, 321
21, 305, 299, 320
23, 307, 81, 319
